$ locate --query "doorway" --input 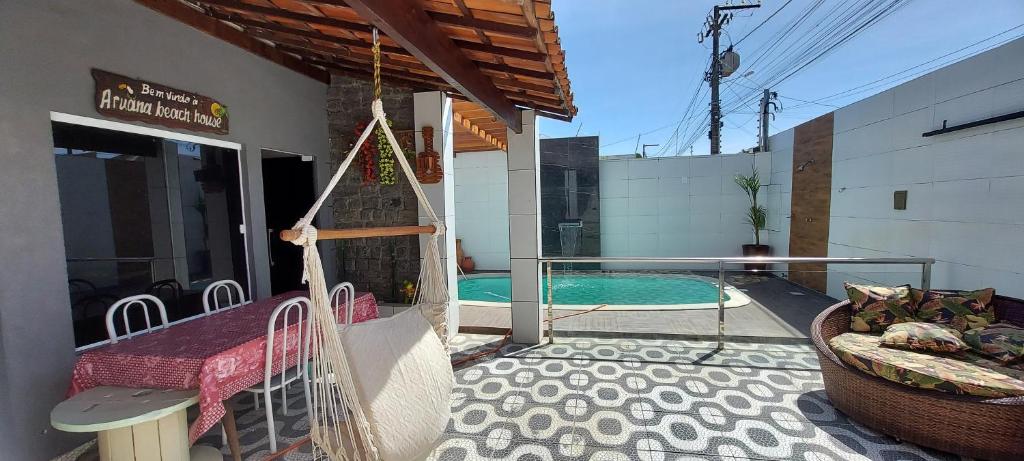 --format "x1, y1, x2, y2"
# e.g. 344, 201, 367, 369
261, 150, 316, 294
